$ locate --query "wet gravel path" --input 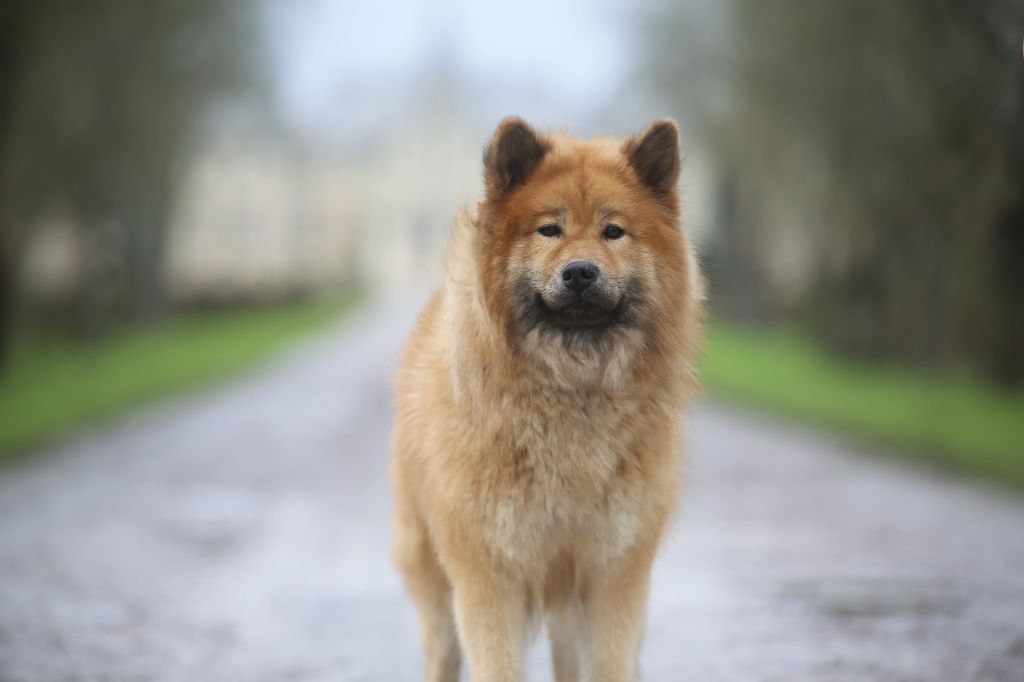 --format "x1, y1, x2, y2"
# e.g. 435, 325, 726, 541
1, 302, 1022, 681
